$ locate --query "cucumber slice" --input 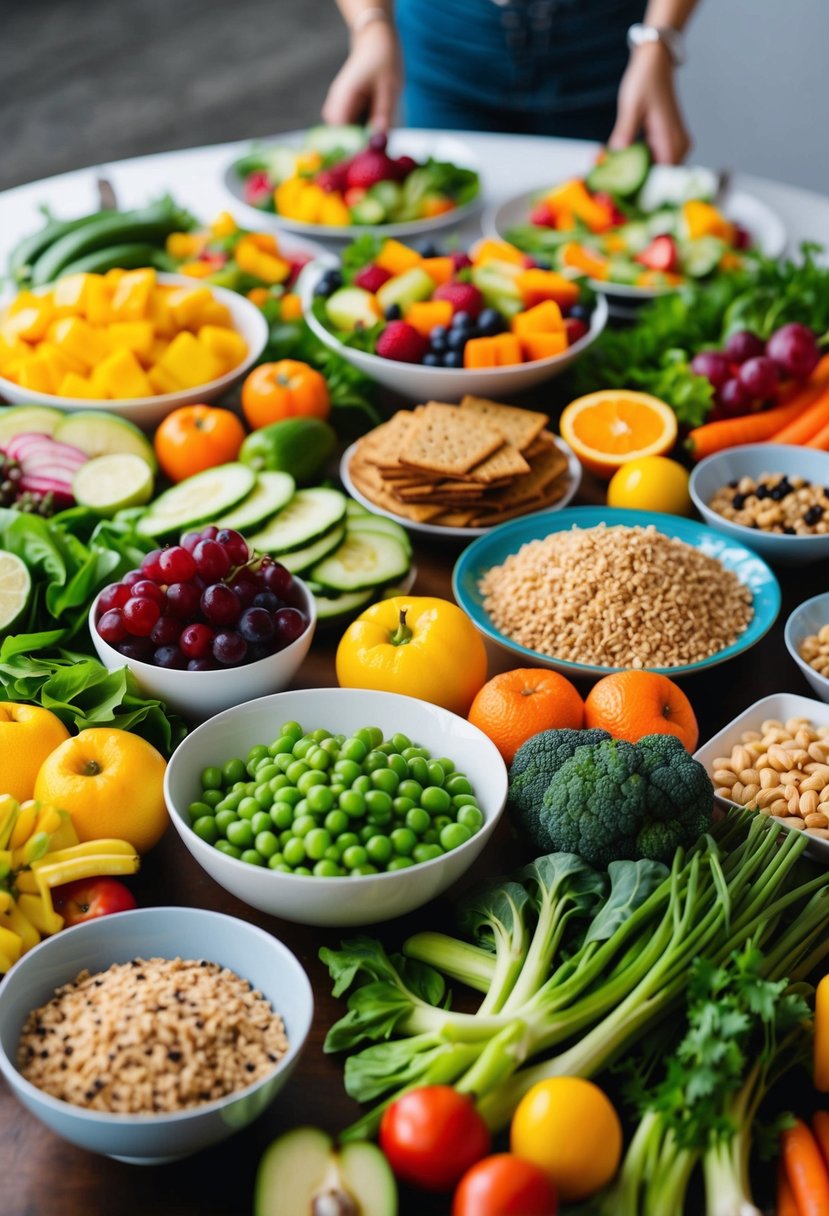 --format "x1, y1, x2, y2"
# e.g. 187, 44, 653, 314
345, 499, 370, 518
586, 143, 651, 198
54, 411, 157, 472
310, 532, 409, 592
314, 587, 374, 622
246, 487, 347, 553
278, 526, 346, 573
681, 236, 727, 279
306, 124, 367, 157
138, 463, 255, 538
73, 453, 154, 517
212, 472, 296, 532
0, 550, 31, 632
347, 513, 413, 557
